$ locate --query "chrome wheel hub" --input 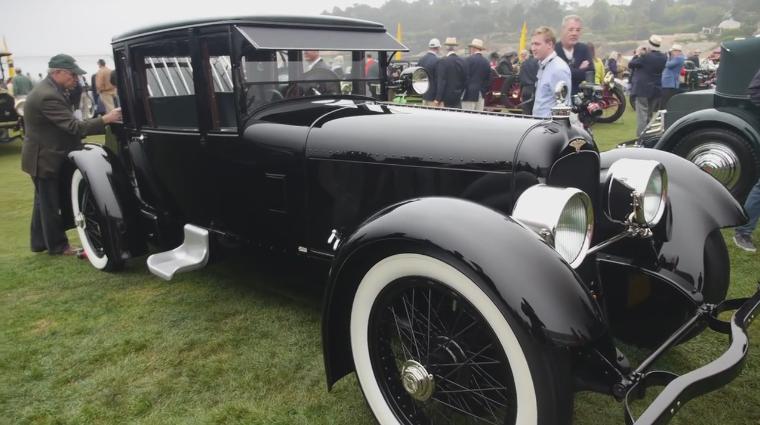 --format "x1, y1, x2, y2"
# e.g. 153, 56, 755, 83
400, 360, 435, 401
686, 143, 741, 190
75, 212, 86, 229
